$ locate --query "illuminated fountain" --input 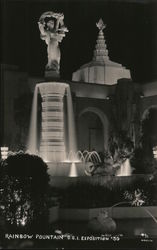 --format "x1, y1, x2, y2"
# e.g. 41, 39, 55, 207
39, 82, 77, 162
66, 150, 102, 164
27, 11, 133, 177
27, 82, 78, 172
27, 11, 79, 176
38, 82, 68, 162
116, 158, 133, 176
